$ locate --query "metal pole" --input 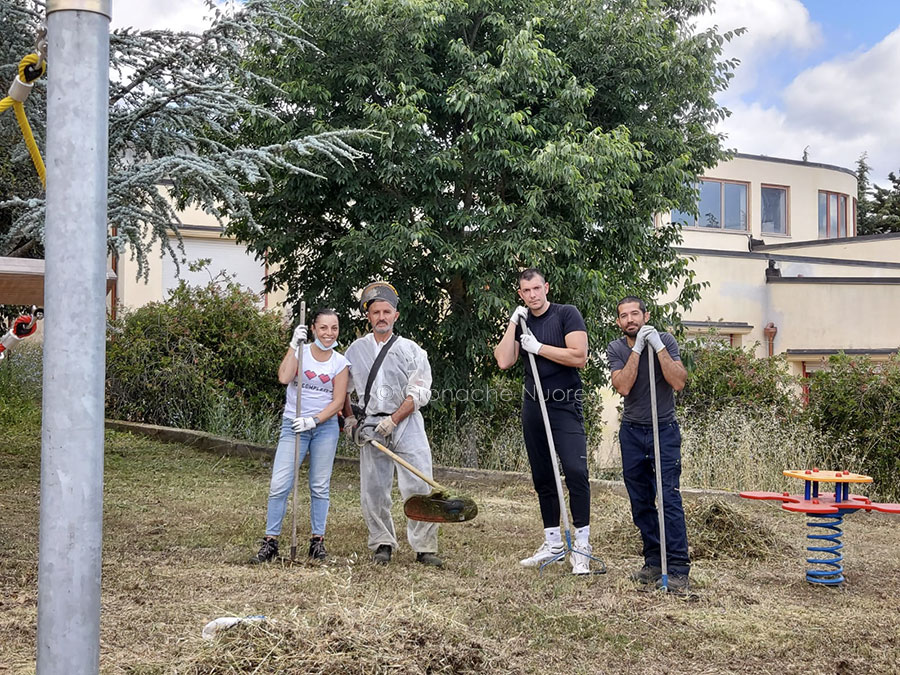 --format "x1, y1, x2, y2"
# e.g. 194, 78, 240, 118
36, 2, 111, 674
648, 348, 668, 592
